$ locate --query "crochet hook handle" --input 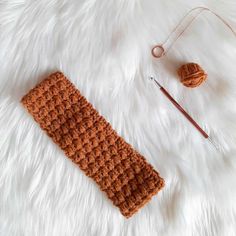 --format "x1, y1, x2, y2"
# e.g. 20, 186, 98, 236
150, 77, 220, 150
150, 77, 208, 138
